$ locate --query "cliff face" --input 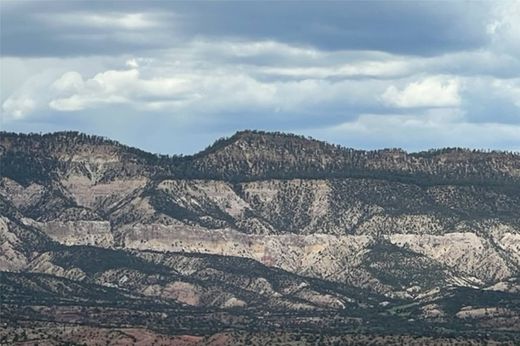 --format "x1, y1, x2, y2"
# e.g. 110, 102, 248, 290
1, 130, 520, 338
